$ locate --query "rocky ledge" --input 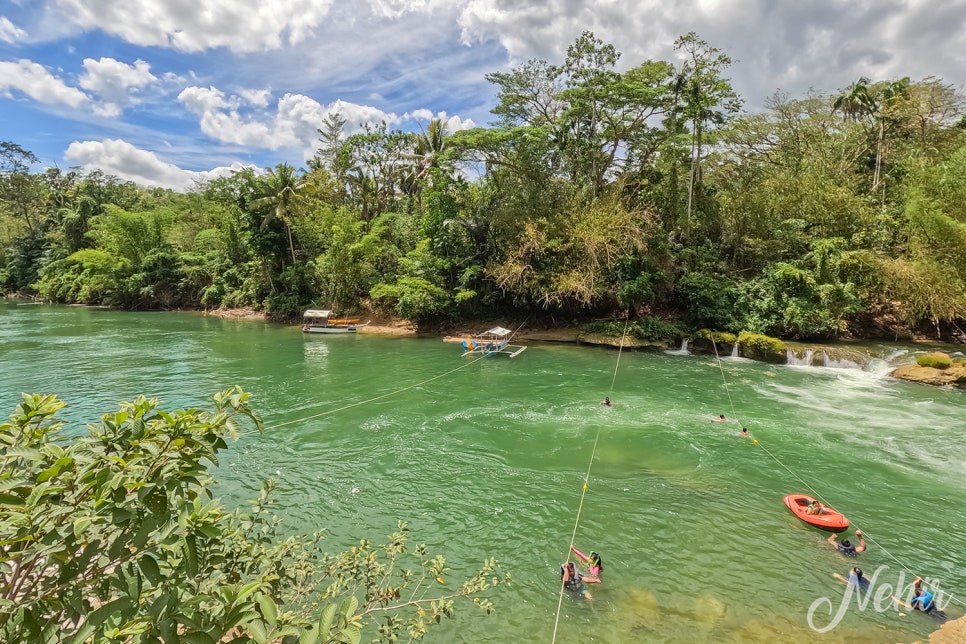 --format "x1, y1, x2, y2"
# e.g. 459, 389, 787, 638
890, 364, 966, 388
